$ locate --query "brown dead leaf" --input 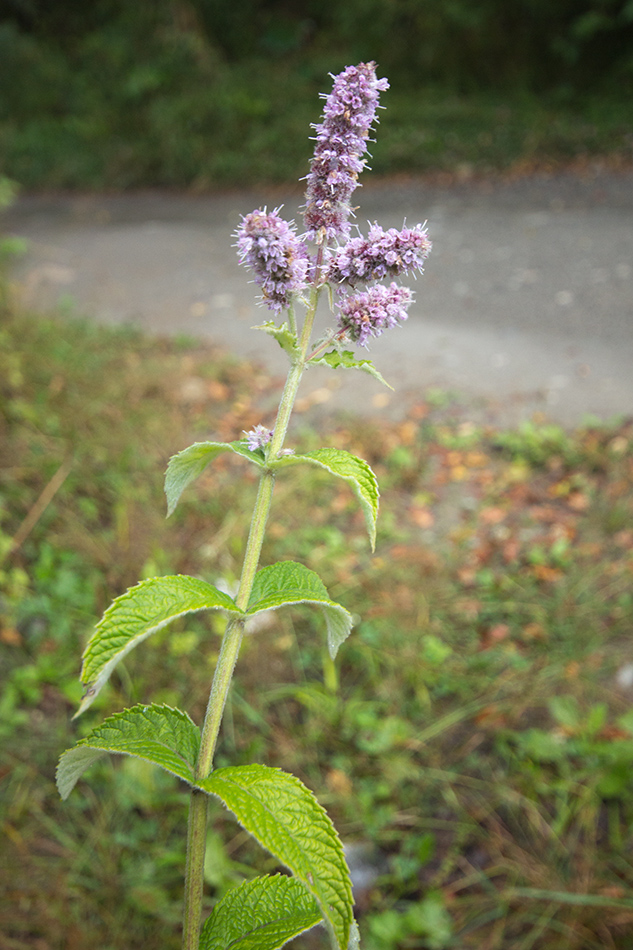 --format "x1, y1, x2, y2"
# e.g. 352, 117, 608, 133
479, 507, 506, 524
465, 451, 488, 468
397, 420, 418, 445
474, 705, 507, 729
408, 403, 429, 420
449, 465, 468, 482
522, 622, 546, 641
567, 491, 590, 511
532, 564, 563, 582
457, 567, 477, 586
502, 539, 521, 563
207, 379, 230, 401
410, 506, 434, 529
326, 768, 353, 798
479, 623, 510, 649
614, 530, 633, 548
0, 626, 22, 646
599, 726, 631, 741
